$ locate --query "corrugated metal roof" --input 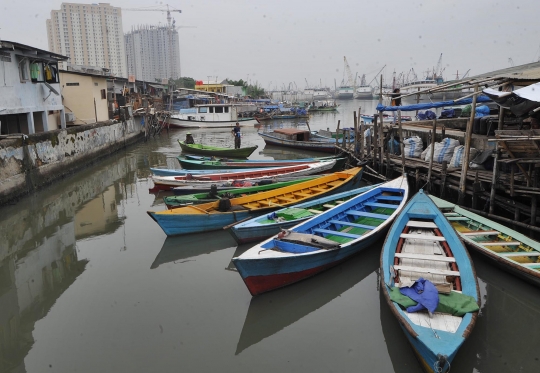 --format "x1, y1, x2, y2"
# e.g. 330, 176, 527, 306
469, 61, 540, 81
